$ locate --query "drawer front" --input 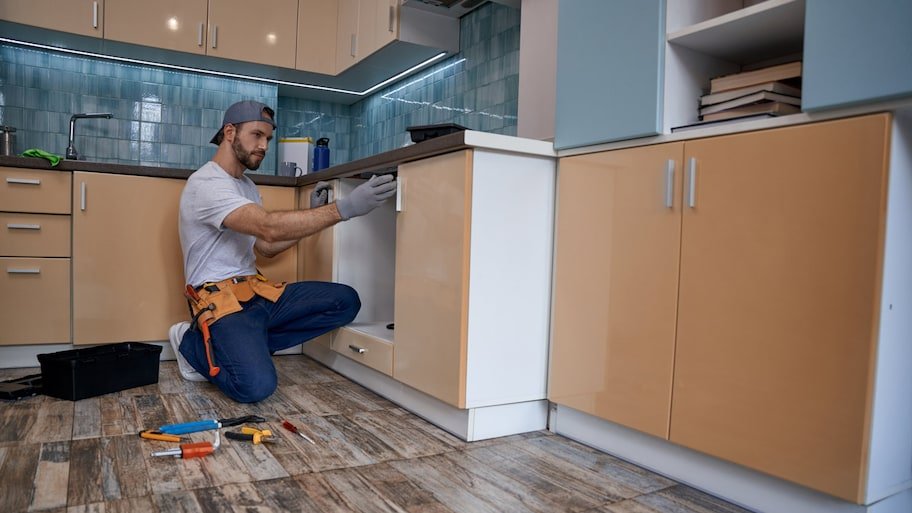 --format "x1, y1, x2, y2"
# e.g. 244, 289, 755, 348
332, 327, 393, 376
0, 213, 71, 257
0, 168, 72, 214
0, 257, 71, 345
